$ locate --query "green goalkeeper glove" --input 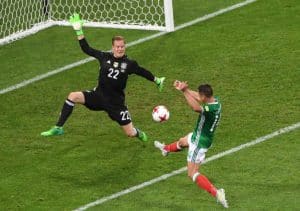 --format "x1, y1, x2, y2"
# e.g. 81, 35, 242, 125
69, 13, 84, 36
155, 77, 166, 92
